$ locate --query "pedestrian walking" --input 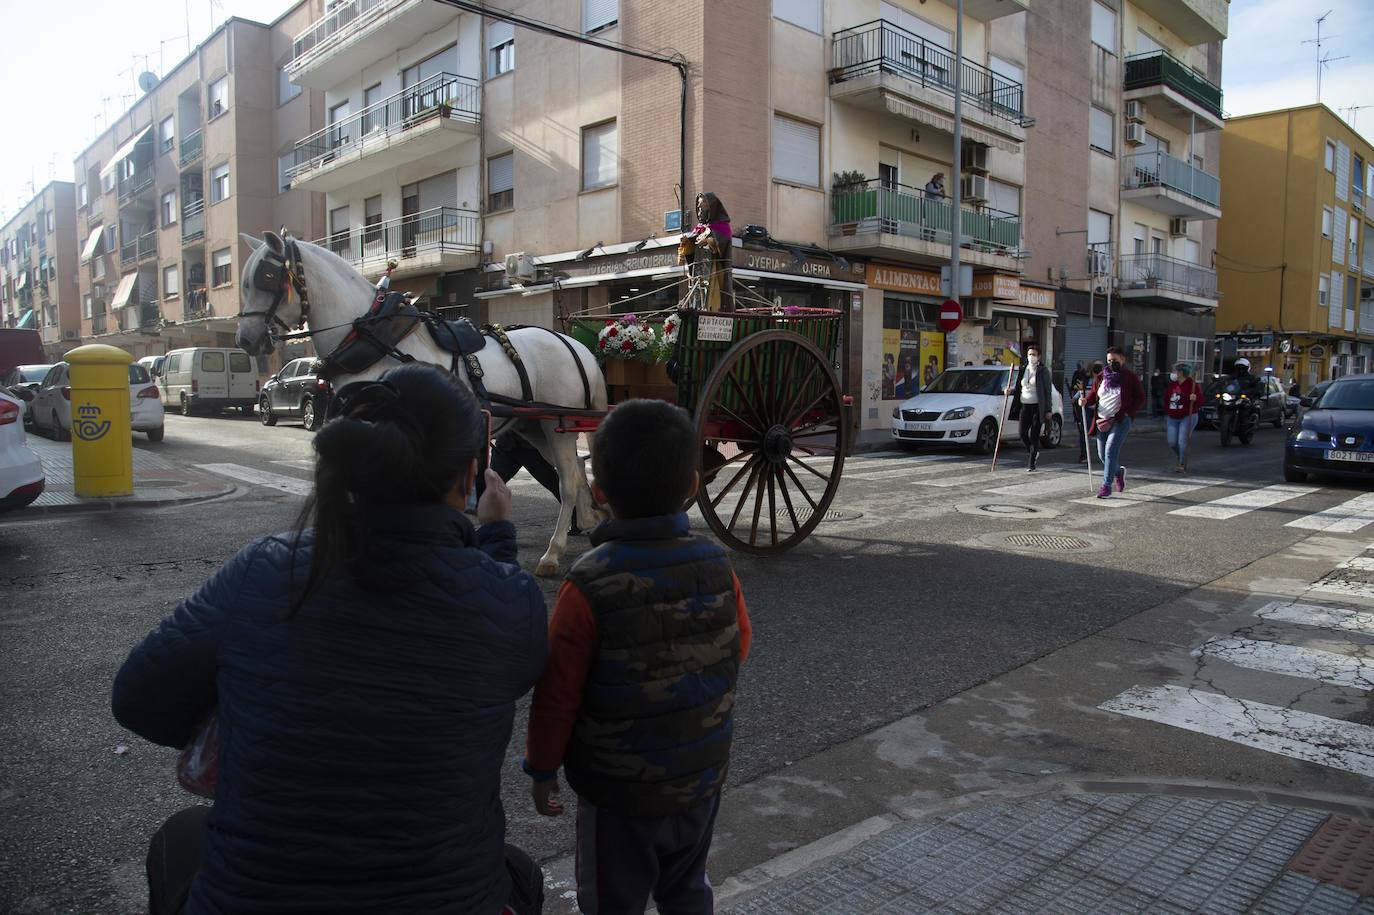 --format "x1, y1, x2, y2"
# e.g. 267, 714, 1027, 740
112, 363, 549, 915
1083, 347, 1145, 499
523, 399, 752, 915
1014, 343, 1053, 472
1071, 361, 1101, 464
1164, 363, 1203, 473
